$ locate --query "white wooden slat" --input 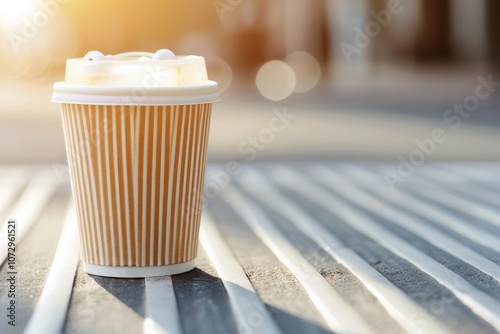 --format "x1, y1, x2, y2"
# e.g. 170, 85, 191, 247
316, 165, 500, 282
0, 170, 60, 265
238, 168, 450, 334
340, 164, 500, 254
0, 169, 27, 215
200, 212, 282, 334
221, 185, 377, 334
419, 166, 500, 211
271, 166, 500, 332
408, 173, 500, 230
24, 201, 80, 334
144, 276, 182, 334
